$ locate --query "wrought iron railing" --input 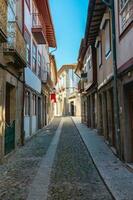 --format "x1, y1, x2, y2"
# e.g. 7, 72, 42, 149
4, 21, 27, 64
120, 0, 133, 32
0, 0, 7, 37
